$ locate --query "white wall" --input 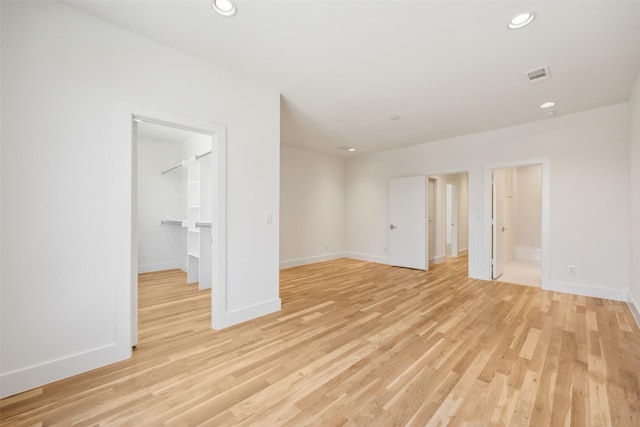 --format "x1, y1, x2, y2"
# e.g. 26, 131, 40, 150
346, 103, 630, 301
629, 72, 640, 324
137, 138, 188, 273
513, 165, 542, 248
280, 145, 345, 268
1, 1, 280, 397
